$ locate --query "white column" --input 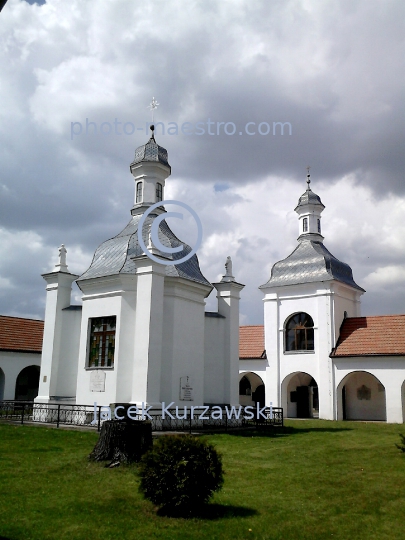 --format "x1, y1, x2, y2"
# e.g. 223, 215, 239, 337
213, 280, 245, 405
36, 271, 78, 403
130, 256, 165, 406
263, 292, 280, 406
386, 381, 404, 423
